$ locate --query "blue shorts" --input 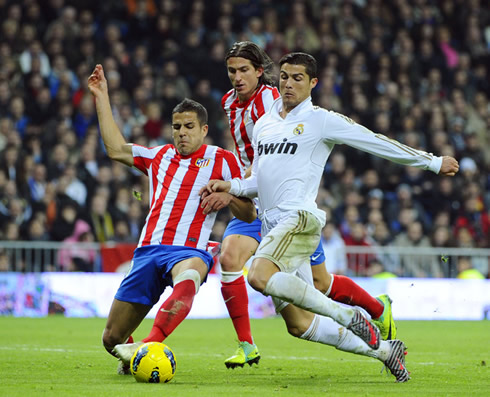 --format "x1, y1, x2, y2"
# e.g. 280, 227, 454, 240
115, 245, 213, 306
223, 216, 262, 242
223, 217, 325, 265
